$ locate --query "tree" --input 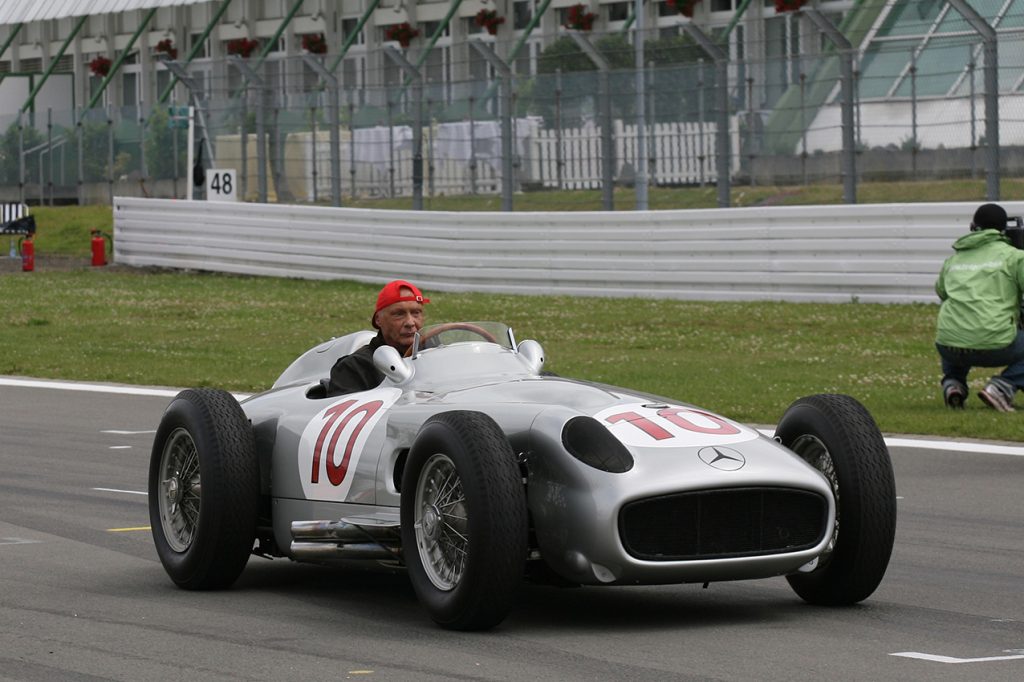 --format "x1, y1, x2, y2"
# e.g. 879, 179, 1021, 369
0, 121, 44, 185
144, 107, 187, 180
644, 33, 720, 124
531, 35, 636, 126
